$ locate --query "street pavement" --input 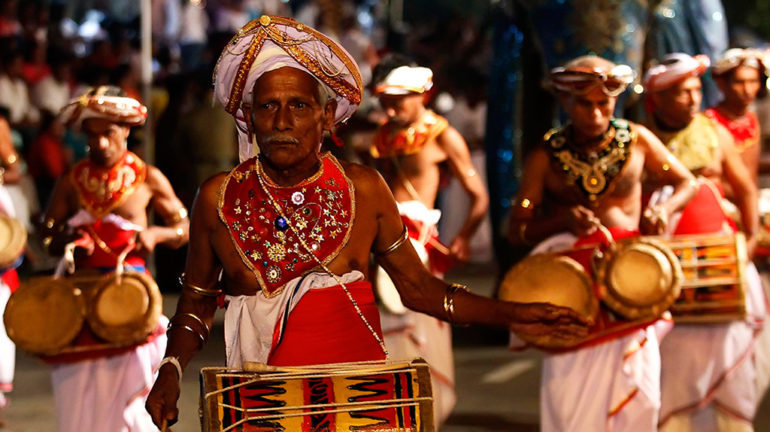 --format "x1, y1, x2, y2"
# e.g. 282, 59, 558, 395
1, 264, 769, 431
